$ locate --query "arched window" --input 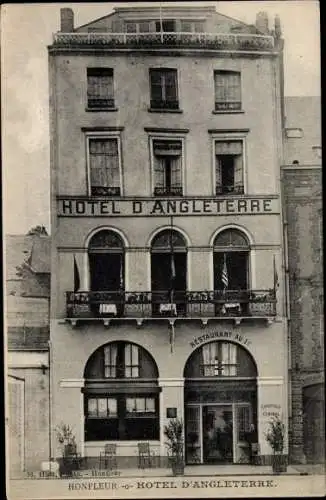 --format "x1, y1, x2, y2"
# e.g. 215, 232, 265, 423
88, 230, 125, 316
84, 341, 159, 441
151, 229, 187, 315
184, 341, 257, 379
213, 229, 250, 291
